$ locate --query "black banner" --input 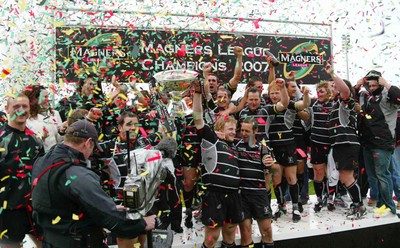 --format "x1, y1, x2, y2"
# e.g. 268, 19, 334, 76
55, 27, 332, 85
